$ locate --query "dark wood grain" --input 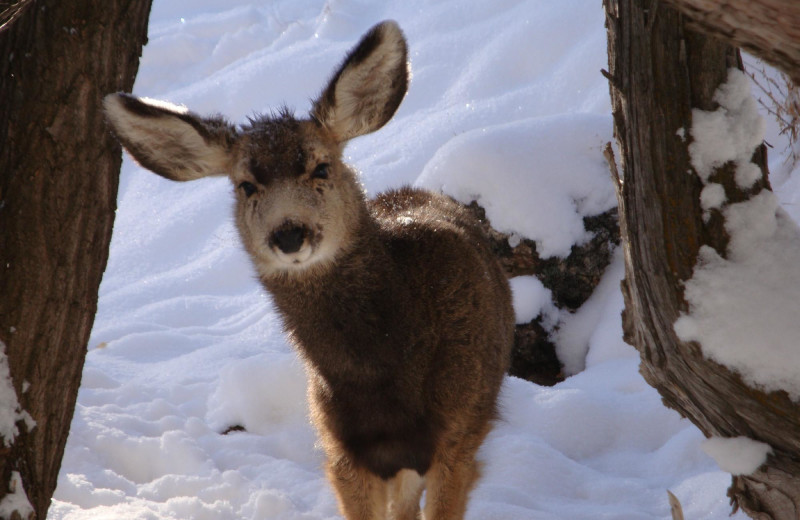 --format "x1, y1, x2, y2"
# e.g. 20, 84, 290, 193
0, 1, 151, 516
604, 0, 800, 517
